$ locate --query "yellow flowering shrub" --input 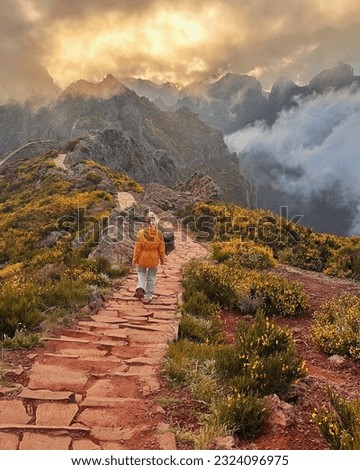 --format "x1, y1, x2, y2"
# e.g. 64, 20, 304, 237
250, 274, 309, 318
183, 259, 308, 317
84, 160, 144, 192
215, 312, 307, 396
0, 263, 24, 280
311, 294, 360, 359
181, 202, 360, 279
312, 387, 360, 449
0, 152, 131, 339
219, 392, 268, 439
212, 239, 276, 270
